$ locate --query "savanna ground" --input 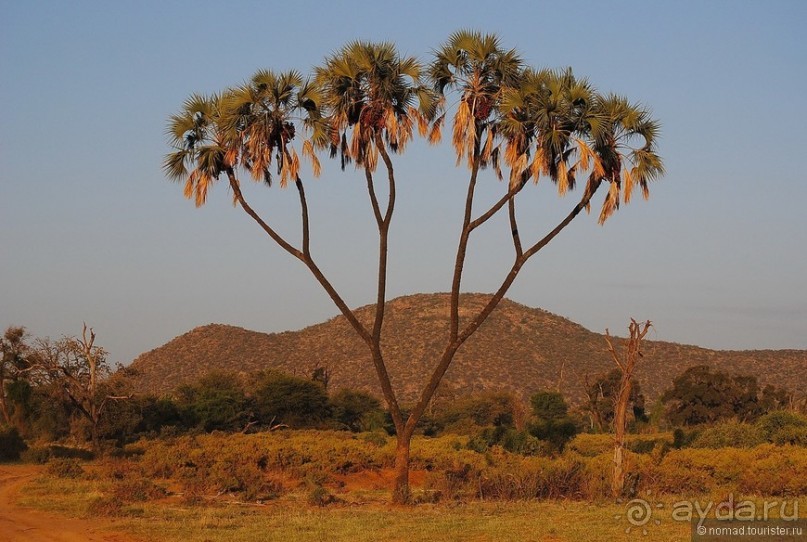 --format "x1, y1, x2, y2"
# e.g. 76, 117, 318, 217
5, 431, 806, 542
6, 464, 691, 542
